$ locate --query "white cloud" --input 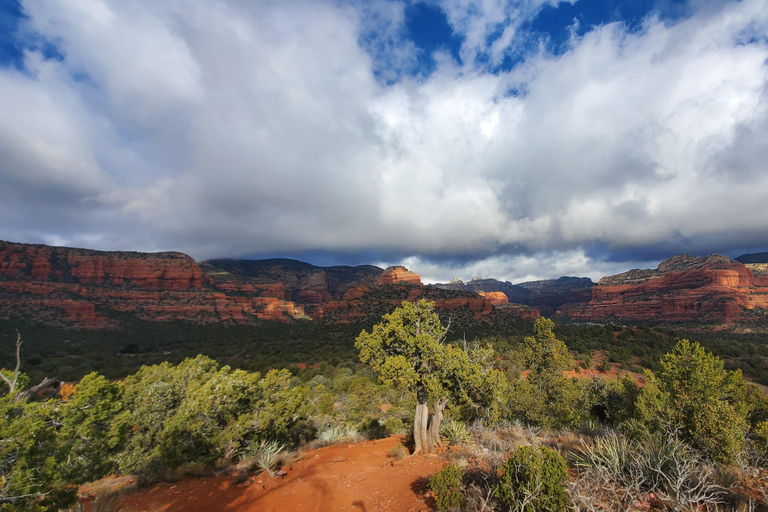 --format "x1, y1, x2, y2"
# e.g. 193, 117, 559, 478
1, 0, 767, 282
